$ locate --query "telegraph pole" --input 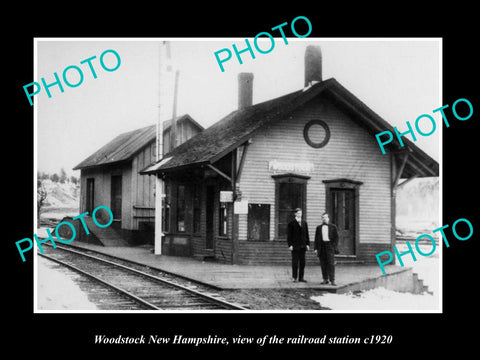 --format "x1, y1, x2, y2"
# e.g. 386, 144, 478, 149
154, 41, 174, 255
